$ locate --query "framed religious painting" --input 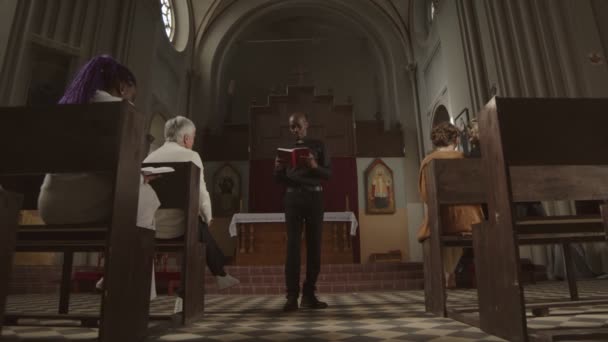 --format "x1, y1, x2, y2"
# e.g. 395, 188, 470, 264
212, 163, 241, 217
365, 159, 396, 215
